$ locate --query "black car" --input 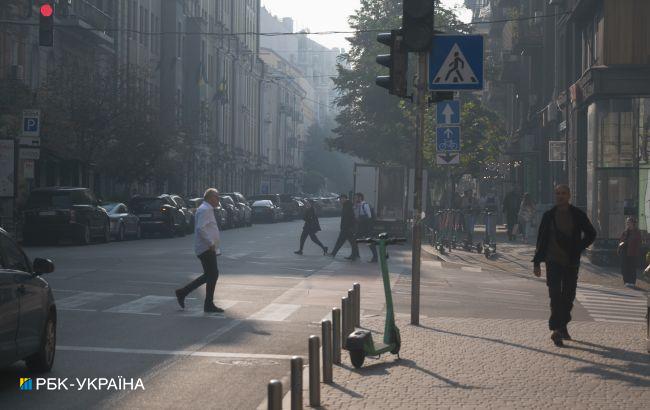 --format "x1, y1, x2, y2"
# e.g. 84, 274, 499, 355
251, 200, 282, 223
22, 187, 110, 245
129, 195, 185, 237
279, 194, 300, 220
0, 228, 57, 372
221, 193, 251, 227
249, 194, 281, 208
219, 195, 242, 229
169, 195, 194, 233
188, 198, 228, 230
100, 203, 141, 241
